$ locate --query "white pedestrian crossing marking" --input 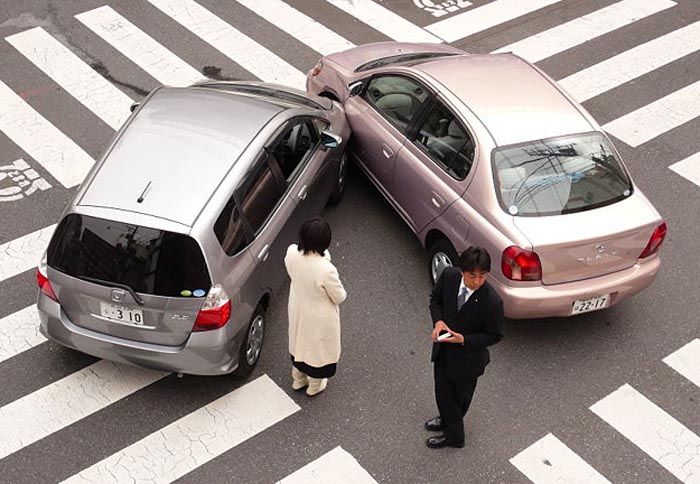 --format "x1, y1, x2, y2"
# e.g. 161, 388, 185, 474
236, 0, 355, 56
664, 339, 700, 388
493, 0, 676, 63
0, 305, 46, 365
148, 0, 307, 89
0, 81, 94, 188
0, 360, 166, 460
6, 27, 134, 130
325, 0, 441, 44
0, 224, 56, 282
558, 20, 700, 102
510, 433, 611, 484
425, 0, 565, 43
669, 152, 700, 188
75, 5, 204, 87
590, 384, 700, 484
0, 158, 51, 202
63, 375, 300, 484
278, 446, 378, 484
603, 80, 700, 147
